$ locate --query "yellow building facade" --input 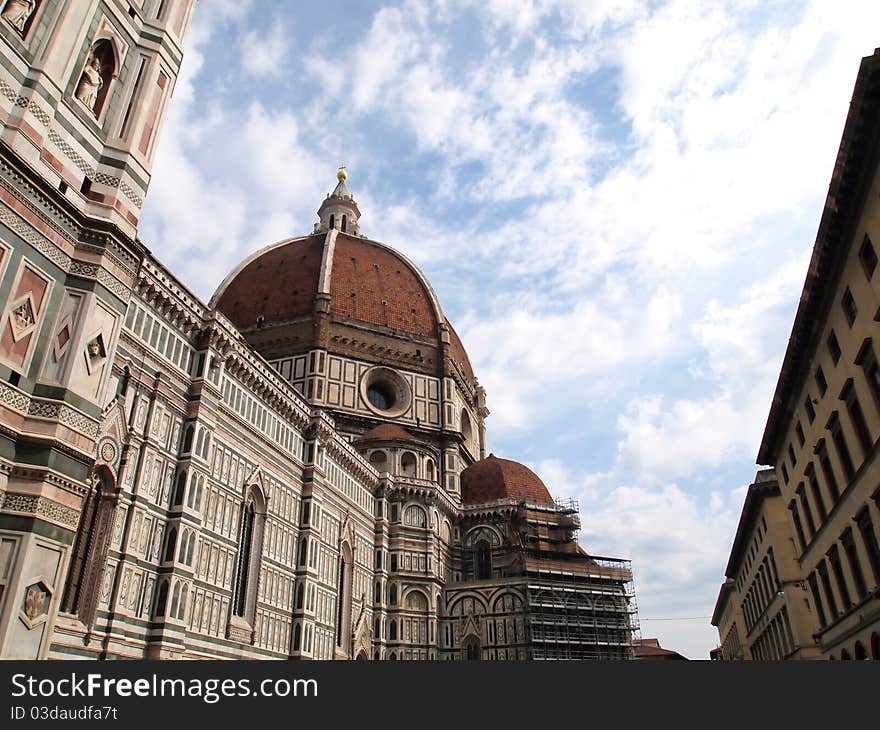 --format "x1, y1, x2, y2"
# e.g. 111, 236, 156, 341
714, 47, 880, 660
